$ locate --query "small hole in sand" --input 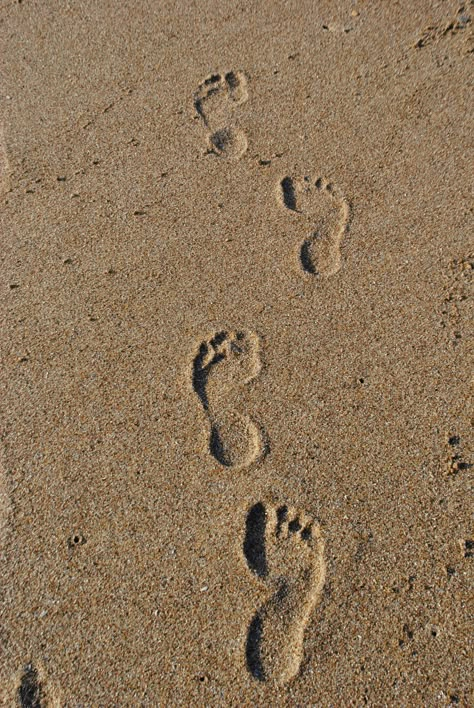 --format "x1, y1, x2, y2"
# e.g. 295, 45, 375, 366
68, 533, 86, 549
